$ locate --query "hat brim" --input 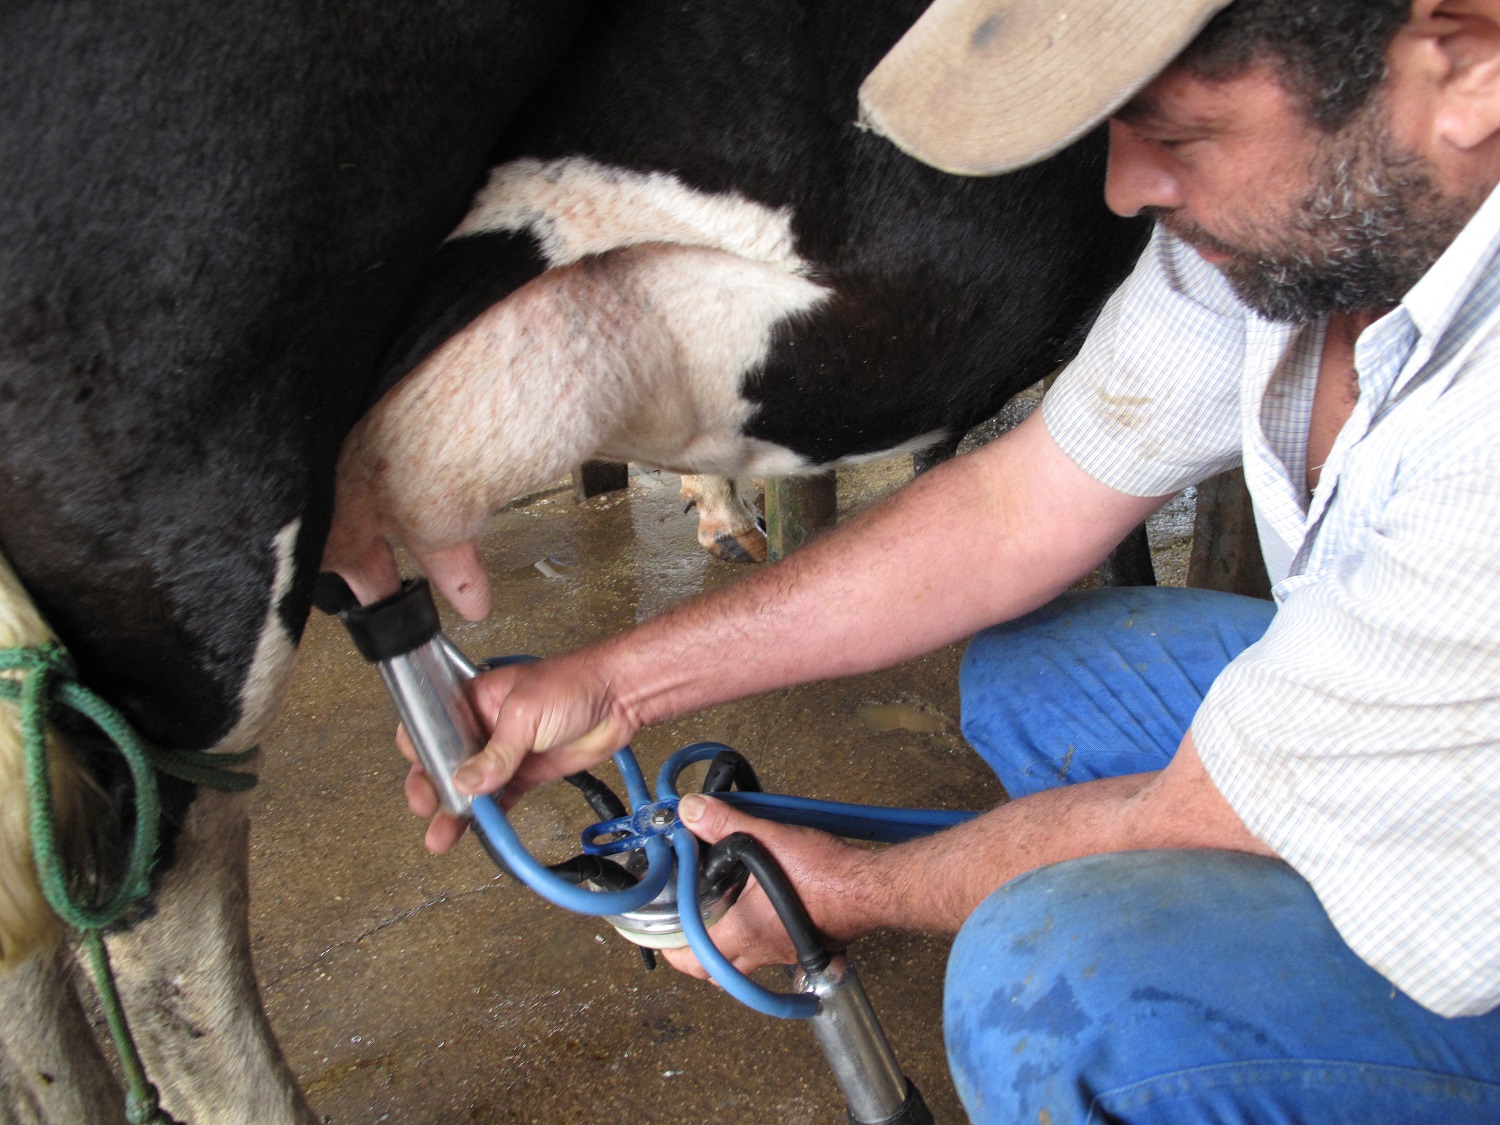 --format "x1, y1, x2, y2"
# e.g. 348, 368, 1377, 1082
858, 0, 1234, 176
